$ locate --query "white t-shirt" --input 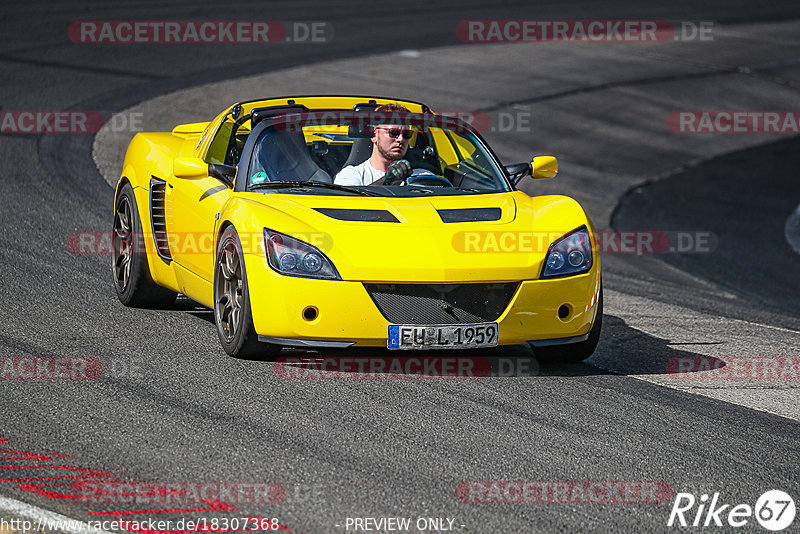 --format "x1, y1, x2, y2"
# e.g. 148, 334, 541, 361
334, 160, 384, 186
